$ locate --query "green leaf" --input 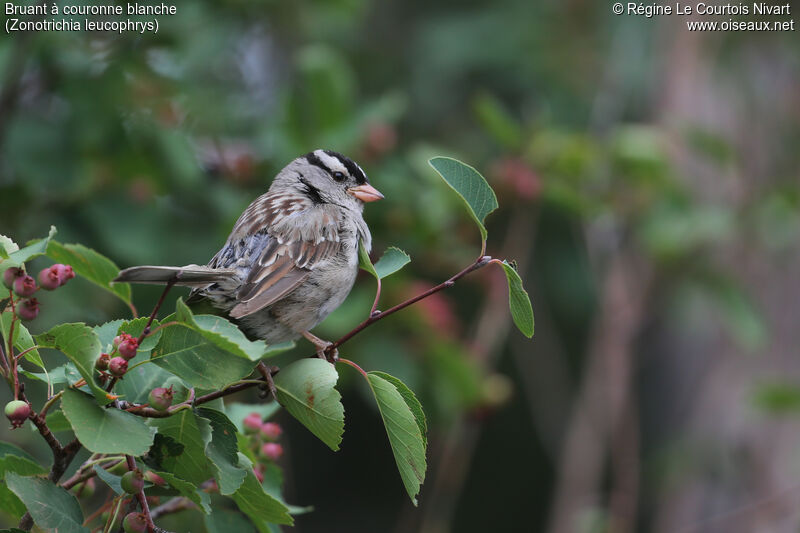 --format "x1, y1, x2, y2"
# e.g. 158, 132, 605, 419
231, 455, 292, 526
369, 372, 427, 448
205, 508, 257, 533
92, 465, 124, 494
46, 241, 132, 305
274, 359, 344, 451
35, 323, 108, 404
176, 298, 287, 361
150, 322, 256, 389
358, 240, 378, 278
20, 363, 80, 386
148, 411, 213, 485
0, 235, 19, 258
0, 481, 26, 521
0, 442, 48, 477
106, 318, 173, 404
428, 157, 498, 243
0, 312, 44, 370
0, 226, 57, 278
499, 260, 534, 338
45, 409, 73, 432
5, 472, 89, 533
366, 372, 427, 505
374, 247, 411, 279
197, 408, 247, 495
61, 389, 156, 455
153, 471, 211, 514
